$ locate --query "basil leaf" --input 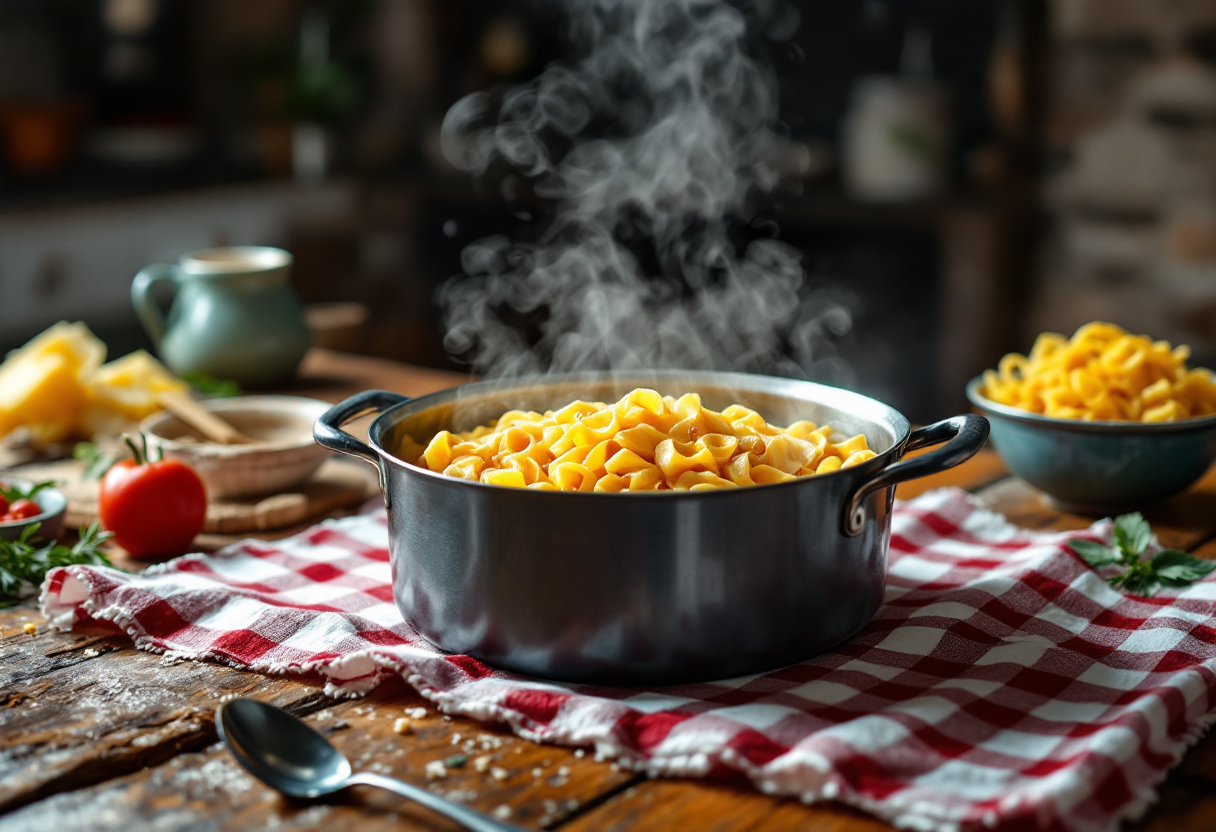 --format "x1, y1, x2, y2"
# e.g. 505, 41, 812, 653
1152, 549, 1216, 588
1113, 512, 1153, 557
1069, 539, 1121, 567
